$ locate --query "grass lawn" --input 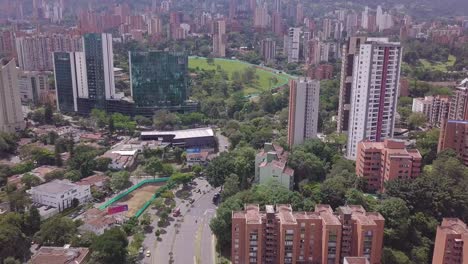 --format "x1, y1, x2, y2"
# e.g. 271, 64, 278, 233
189, 57, 291, 95
419, 54, 456, 72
